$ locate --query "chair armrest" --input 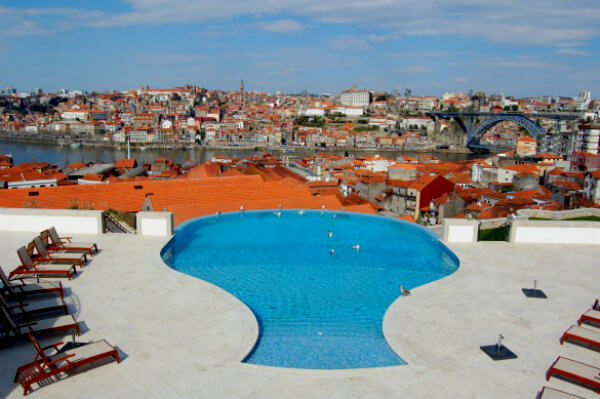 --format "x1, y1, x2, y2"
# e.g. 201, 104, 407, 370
18, 321, 39, 330
46, 353, 76, 367
42, 342, 64, 351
